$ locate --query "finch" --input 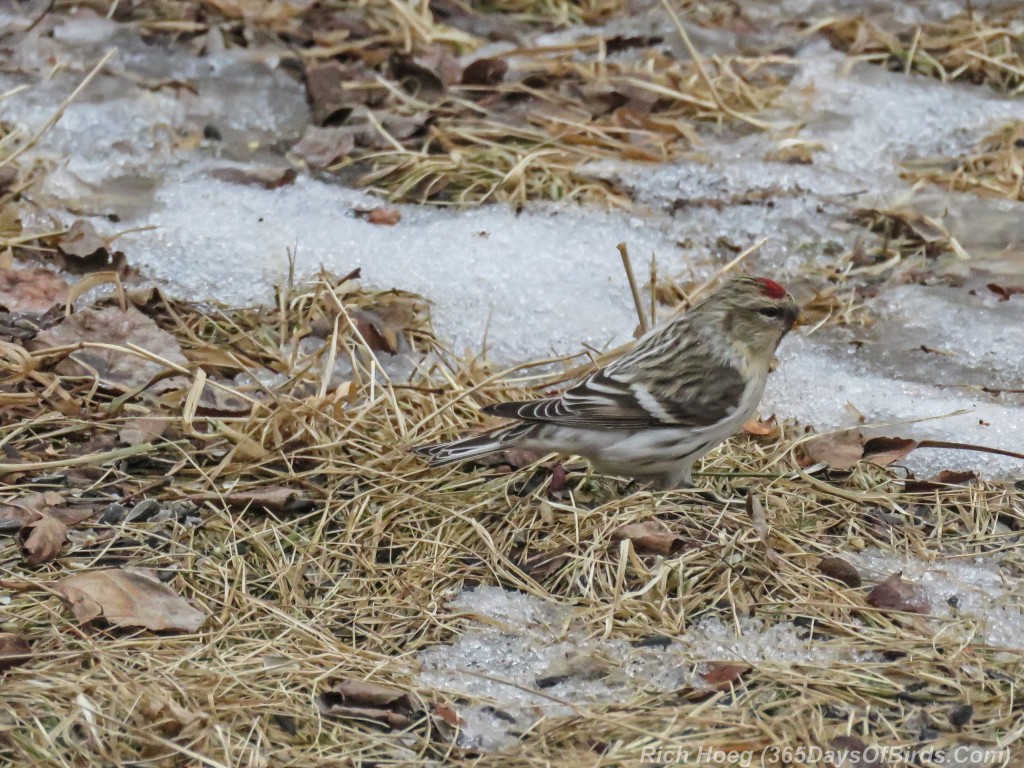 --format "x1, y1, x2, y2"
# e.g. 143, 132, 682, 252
413, 275, 798, 489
